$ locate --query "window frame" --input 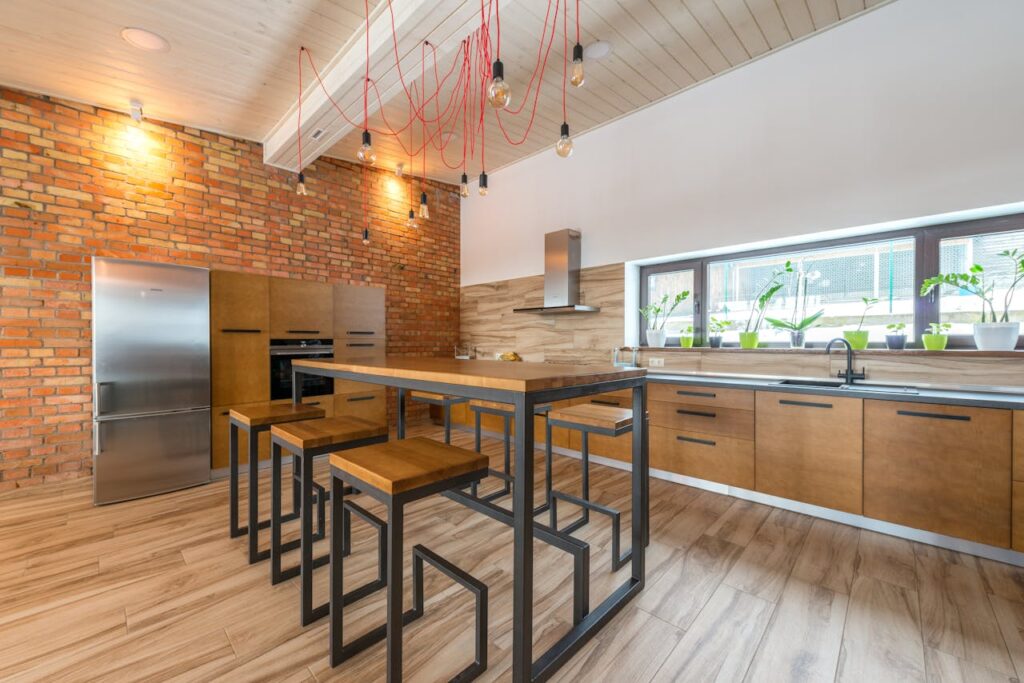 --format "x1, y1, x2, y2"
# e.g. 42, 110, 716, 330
638, 213, 1024, 350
